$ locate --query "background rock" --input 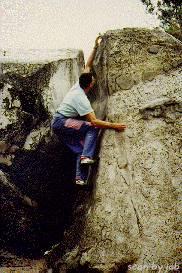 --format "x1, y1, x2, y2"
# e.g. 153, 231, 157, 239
0, 49, 86, 256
